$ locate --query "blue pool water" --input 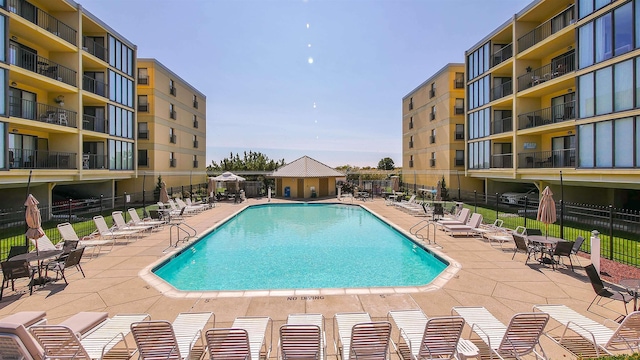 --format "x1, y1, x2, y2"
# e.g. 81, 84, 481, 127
154, 203, 448, 291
